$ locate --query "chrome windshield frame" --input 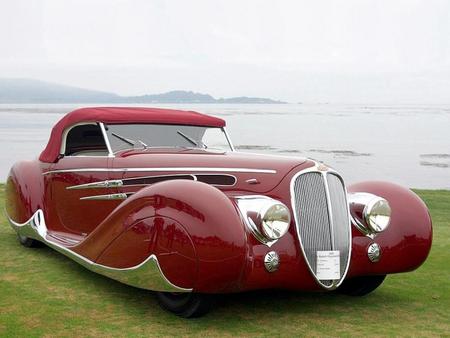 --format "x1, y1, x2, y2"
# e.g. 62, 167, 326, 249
99, 122, 114, 157
223, 127, 235, 152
